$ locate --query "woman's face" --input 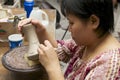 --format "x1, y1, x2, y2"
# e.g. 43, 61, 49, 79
67, 14, 97, 46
